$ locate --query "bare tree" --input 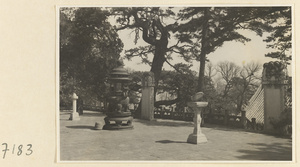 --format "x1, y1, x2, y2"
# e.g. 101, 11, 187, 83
205, 62, 217, 80
216, 61, 241, 97
232, 62, 262, 113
